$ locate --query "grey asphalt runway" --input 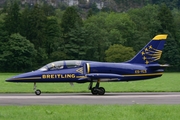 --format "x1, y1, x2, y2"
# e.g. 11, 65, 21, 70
0, 92, 180, 105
